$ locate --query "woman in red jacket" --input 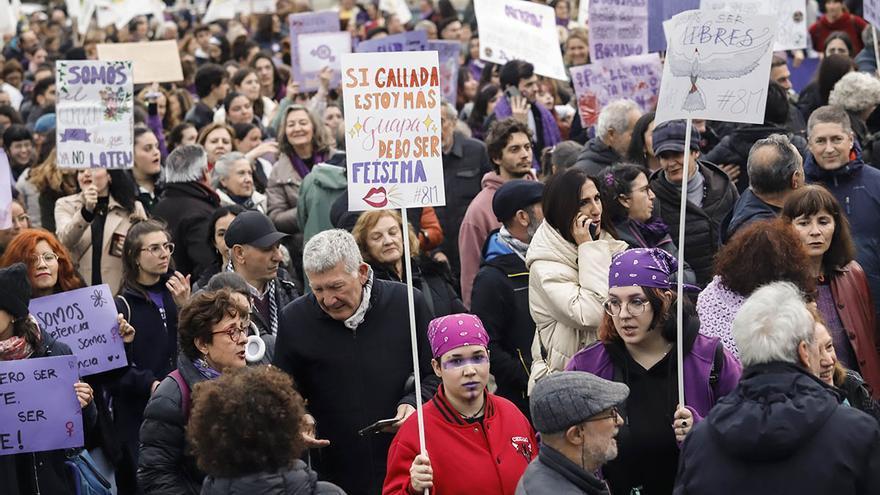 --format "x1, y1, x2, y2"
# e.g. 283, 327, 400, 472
383, 313, 537, 494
